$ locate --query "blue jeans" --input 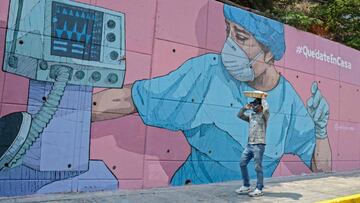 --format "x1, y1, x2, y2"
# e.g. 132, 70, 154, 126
240, 144, 265, 190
